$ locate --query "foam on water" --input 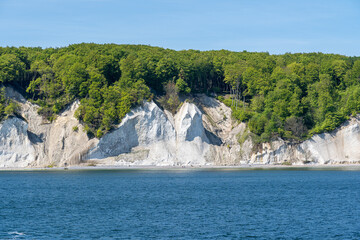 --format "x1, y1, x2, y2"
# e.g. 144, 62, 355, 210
8, 232, 25, 235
